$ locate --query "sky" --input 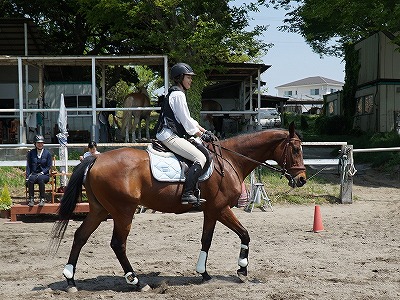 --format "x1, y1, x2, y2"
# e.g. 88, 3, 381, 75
241, 2, 345, 96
